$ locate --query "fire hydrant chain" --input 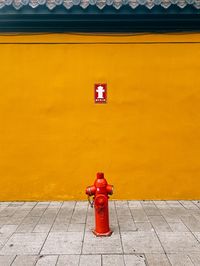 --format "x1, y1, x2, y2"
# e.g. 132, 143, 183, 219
87, 195, 94, 208
85, 172, 113, 237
